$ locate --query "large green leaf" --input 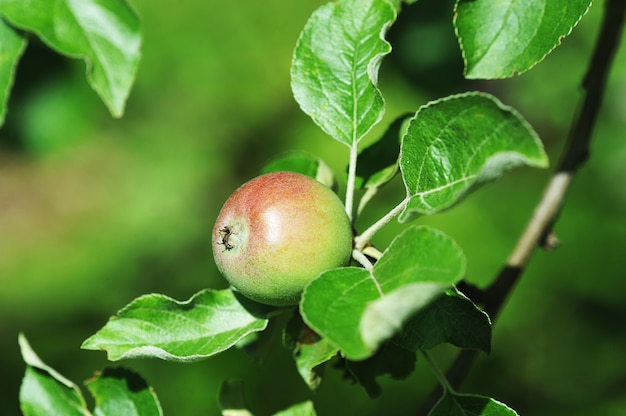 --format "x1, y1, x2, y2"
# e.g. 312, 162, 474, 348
455, 0, 592, 79
399, 92, 548, 220
86, 368, 163, 416
0, 0, 141, 117
0, 18, 27, 126
291, 0, 396, 146
430, 391, 518, 416
301, 226, 465, 360
82, 289, 269, 362
19, 334, 89, 416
